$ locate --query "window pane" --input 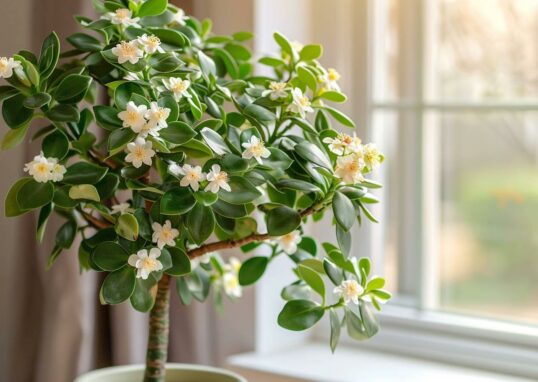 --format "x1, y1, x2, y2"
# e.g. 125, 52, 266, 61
438, 111, 538, 324
433, 0, 538, 101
